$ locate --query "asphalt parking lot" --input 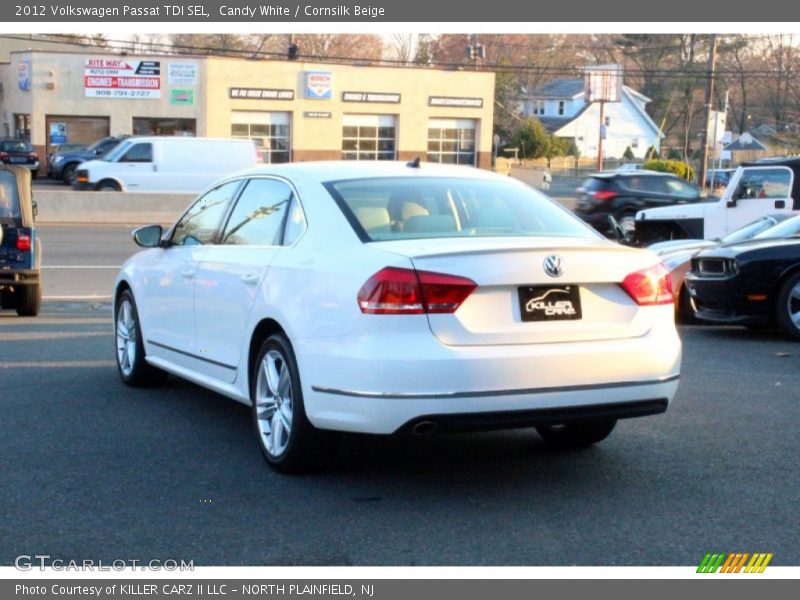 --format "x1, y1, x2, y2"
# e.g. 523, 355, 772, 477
1, 225, 799, 566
